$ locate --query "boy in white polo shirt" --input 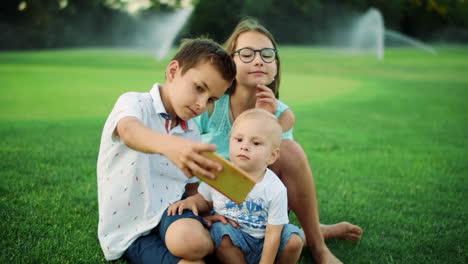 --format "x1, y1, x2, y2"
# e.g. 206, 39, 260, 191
97, 38, 236, 264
